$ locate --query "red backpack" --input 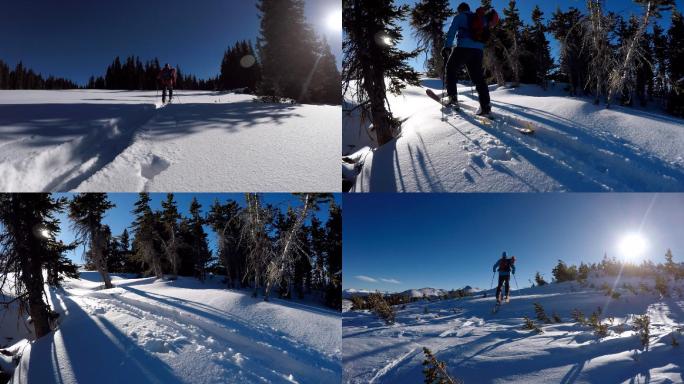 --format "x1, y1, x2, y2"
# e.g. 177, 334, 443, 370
499, 258, 512, 272
469, 7, 500, 43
